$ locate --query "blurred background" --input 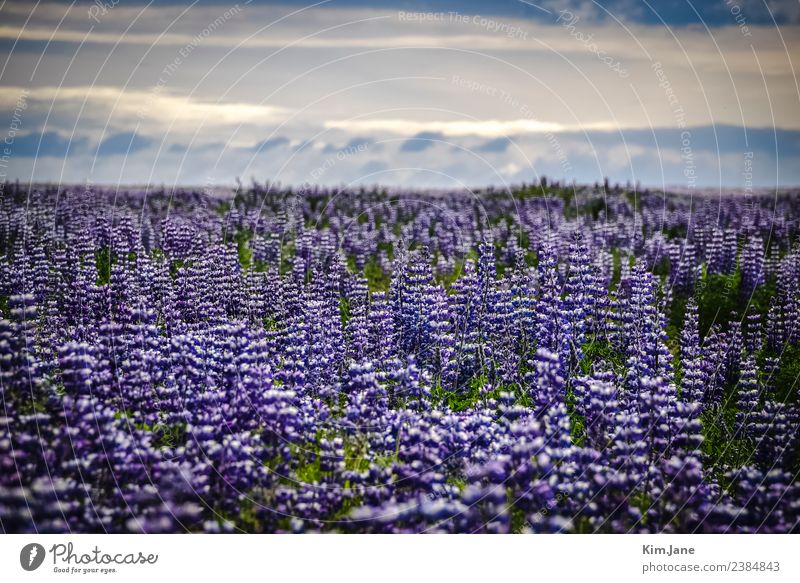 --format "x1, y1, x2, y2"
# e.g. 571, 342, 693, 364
0, 0, 798, 190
